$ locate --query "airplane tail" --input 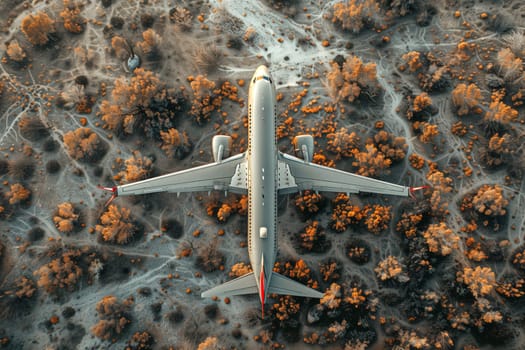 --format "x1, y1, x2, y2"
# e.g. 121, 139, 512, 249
268, 272, 324, 298
200, 271, 324, 299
